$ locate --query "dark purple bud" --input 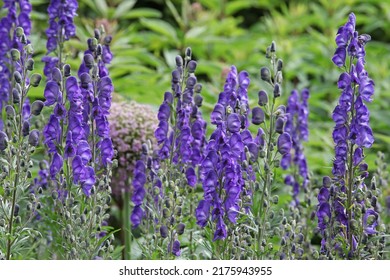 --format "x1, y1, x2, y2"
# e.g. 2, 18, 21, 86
0, 131, 8, 151
94, 29, 101, 40
160, 225, 168, 238
80, 73, 92, 89
194, 94, 203, 107
14, 71, 22, 84
323, 176, 332, 188
64, 64, 71, 77
12, 89, 20, 104
194, 83, 202, 93
252, 107, 265, 125
28, 130, 40, 147
172, 70, 180, 83
274, 83, 281, 98
258, 90, 268, 106
22, 121, 30, 137
30, 74, 42, 87
270, 41, 276, 52
104, 35, 112, 45
188, 60, 197, 73
5, 105, 15, 118
275, 117, 285, 134
277, 59, 283, 71
88, 38, 98, 51
186, 76, 197, 88
26, 58, 34, 71
185, 47, 192, 59
175, 55, 183, 67
97, 44, 103, 56
176, 223, 185, 235
227, 113, 241, 133
31, 100, 44, 116
260, 67, 271, 82
277, 132, 291, 155
84, 54, 95, 69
